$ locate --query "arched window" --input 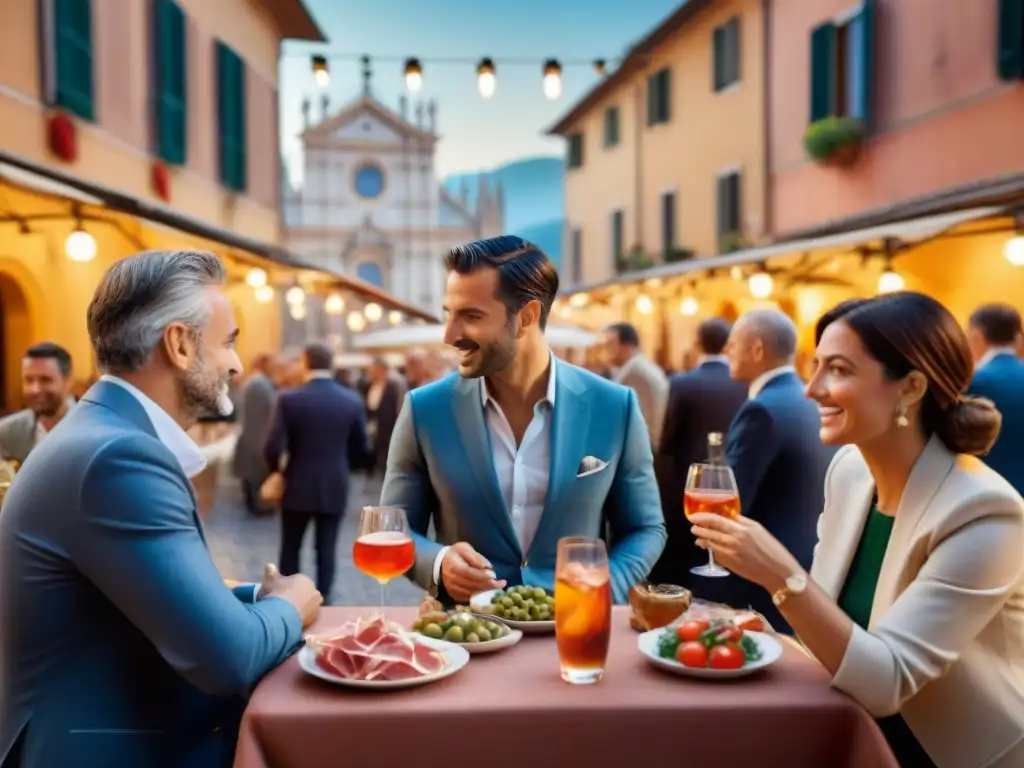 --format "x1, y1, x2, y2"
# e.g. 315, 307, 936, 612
353, 163, 385, 198
355, 262, 384, 287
